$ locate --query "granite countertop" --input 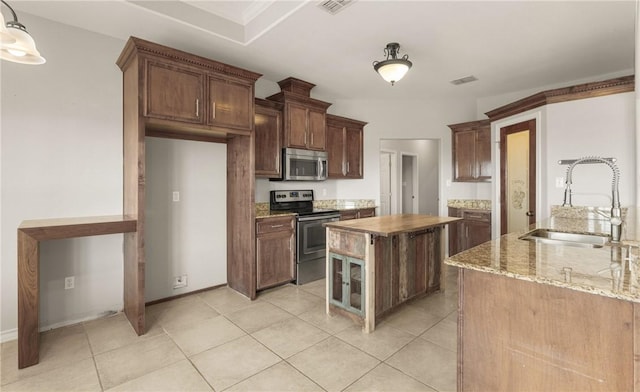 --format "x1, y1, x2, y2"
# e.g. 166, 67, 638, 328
445, 207, 640, 303
325, 214, 461, 237
447, 199, 491, 211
